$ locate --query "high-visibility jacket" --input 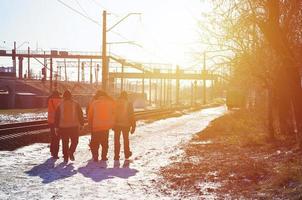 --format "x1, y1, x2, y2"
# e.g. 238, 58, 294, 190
55, 99, 84, 128
47, 97, 62, 124
88, 96, 116, 132
115, 98, 135, 128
